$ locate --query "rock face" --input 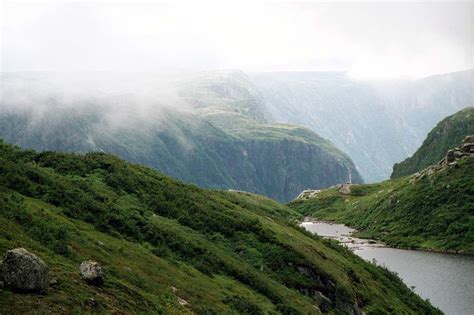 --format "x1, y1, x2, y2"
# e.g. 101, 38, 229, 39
0, 248, 49, 292
79, 261, 104, 285
252, 71, 474, 183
